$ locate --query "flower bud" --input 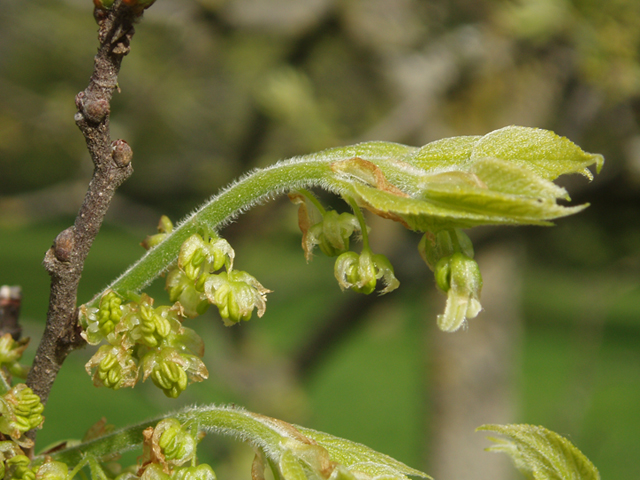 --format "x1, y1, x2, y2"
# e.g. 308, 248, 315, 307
165, 268, 210, 319
334, 250, 399, 295
203, 270, 270, 326
80, 290, 124, 345
0, 384, 44, 441
307, 210, 360, 258
156, 418, 197, 466
35, 458, 69, 480
436, 253, 483, 332
85, 344, 139, 390
117, 294, 182, 349
172, 464, 217, 480
141, 348, 208, 398
418, 229, 474, 271
179, 234, 234, 280
142, 216, 174, 250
